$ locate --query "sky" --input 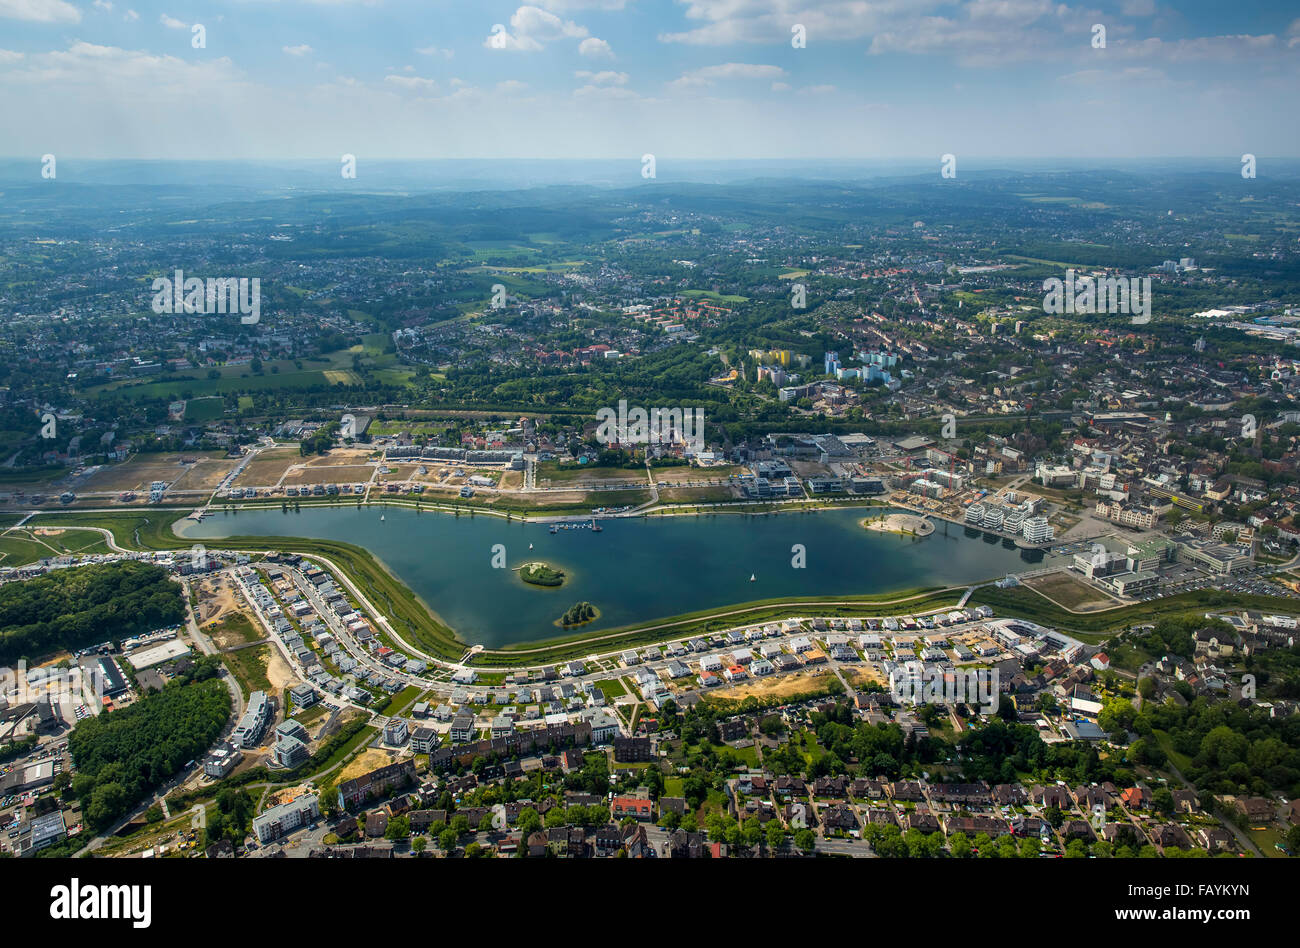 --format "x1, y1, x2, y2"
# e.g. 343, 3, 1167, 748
1, 0, 1298, 162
